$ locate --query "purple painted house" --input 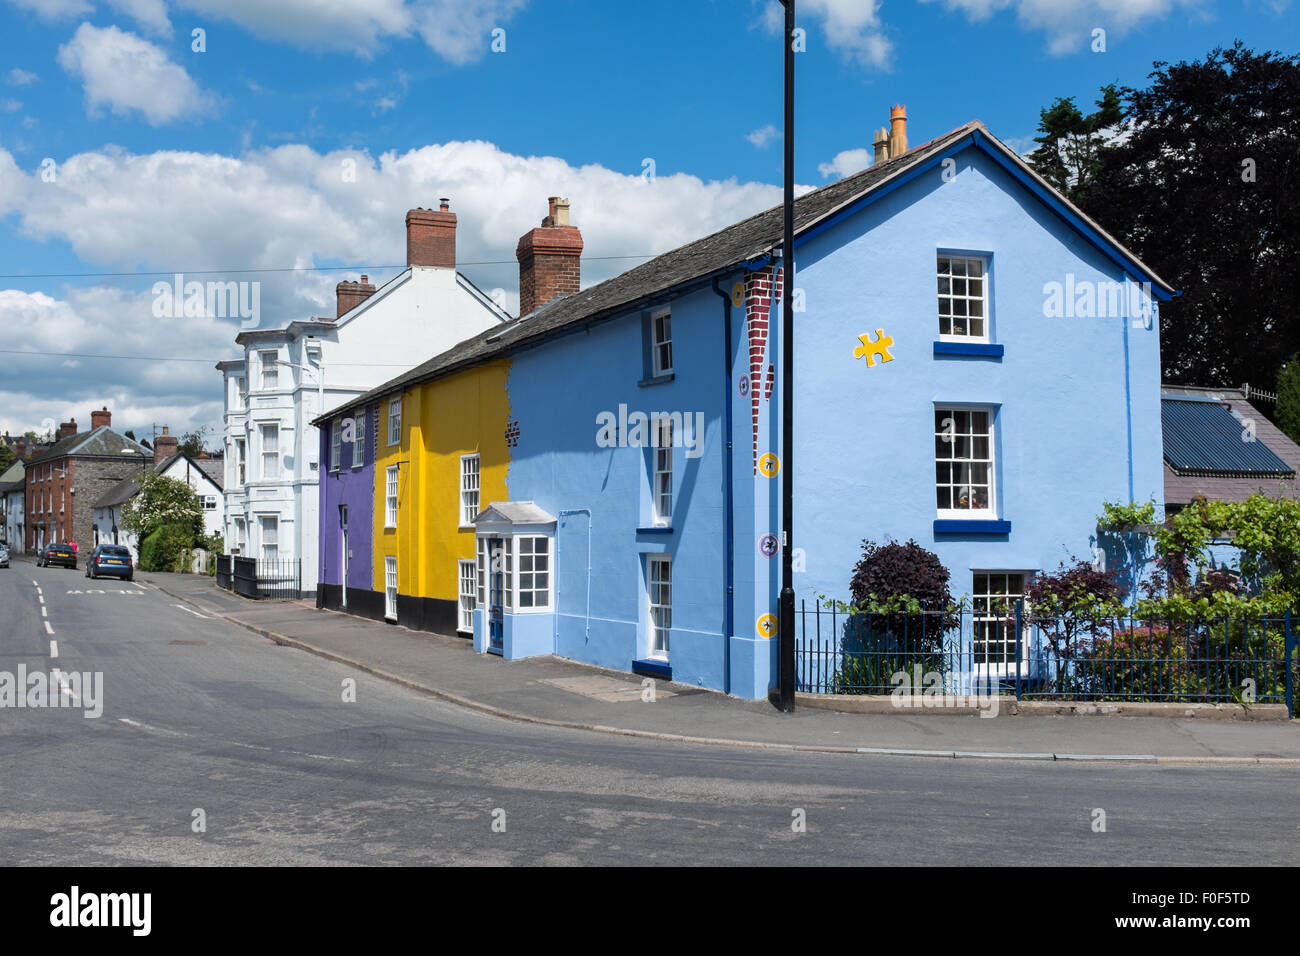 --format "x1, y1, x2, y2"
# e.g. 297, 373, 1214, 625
319, 403, 381, 619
